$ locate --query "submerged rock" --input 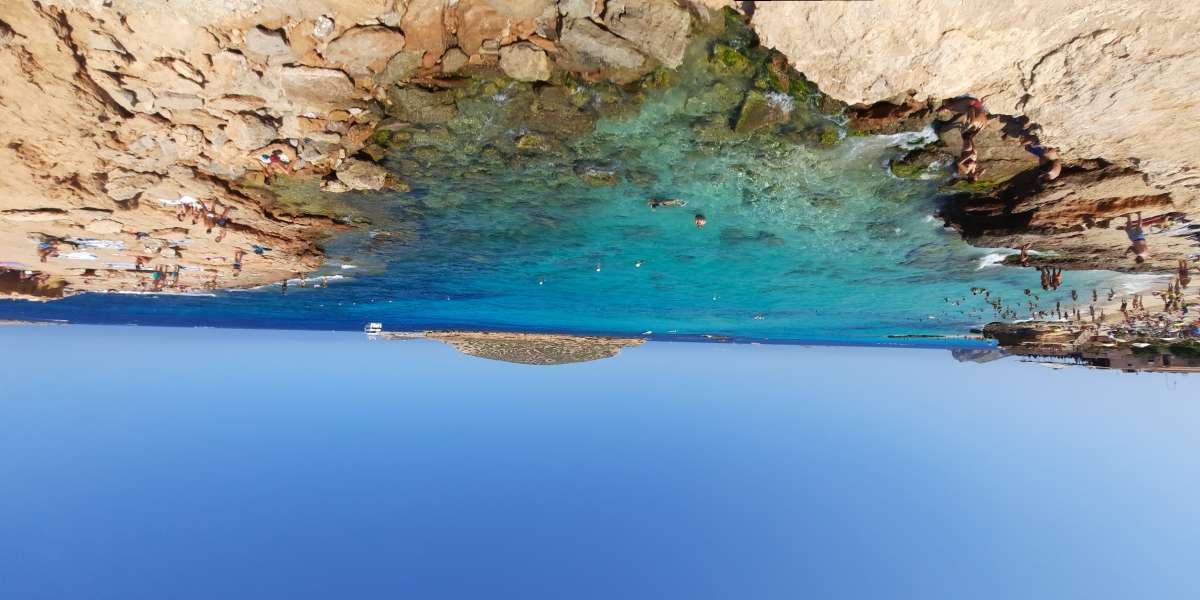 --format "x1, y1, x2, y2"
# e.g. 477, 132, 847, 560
734, 90, 791, 134
334, 159, 390, 191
